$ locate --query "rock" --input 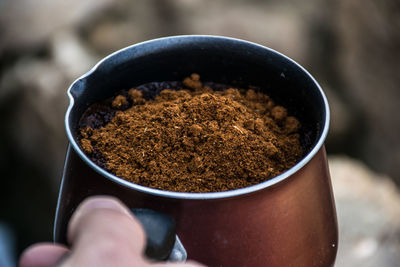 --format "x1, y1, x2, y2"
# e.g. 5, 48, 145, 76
84, 0, 310, 61
334, 0, 400, 183
50, 30, 98, 80
0, 57, 68, 184
176, 1, 310, 63
0, 28, 98, 185
0, 0, 114, 52
86, 0, 187, 55
329, 156, 400, 267
323, 85, 354, 142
